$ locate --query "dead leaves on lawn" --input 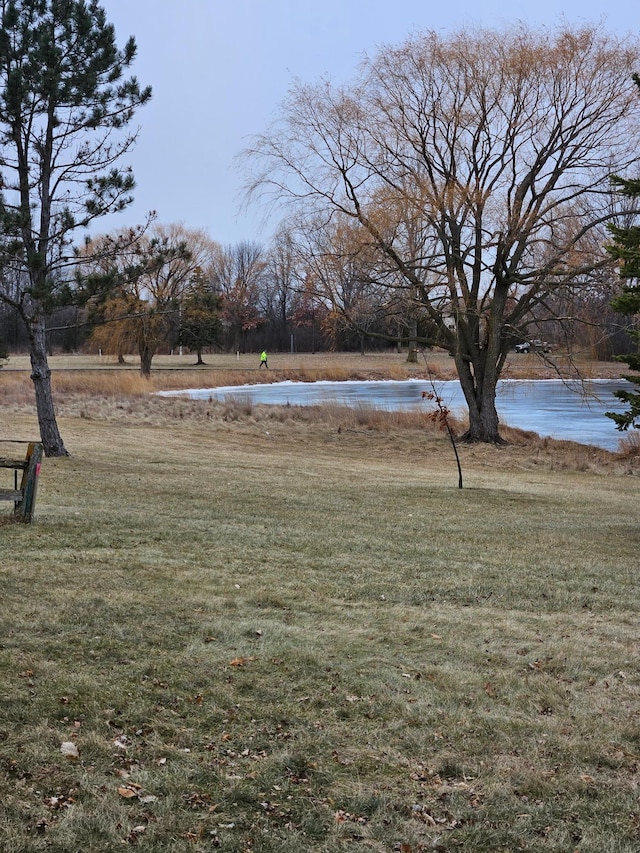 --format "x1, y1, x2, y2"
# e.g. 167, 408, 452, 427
228, 656, 256, 668
117, 784, 140, 799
